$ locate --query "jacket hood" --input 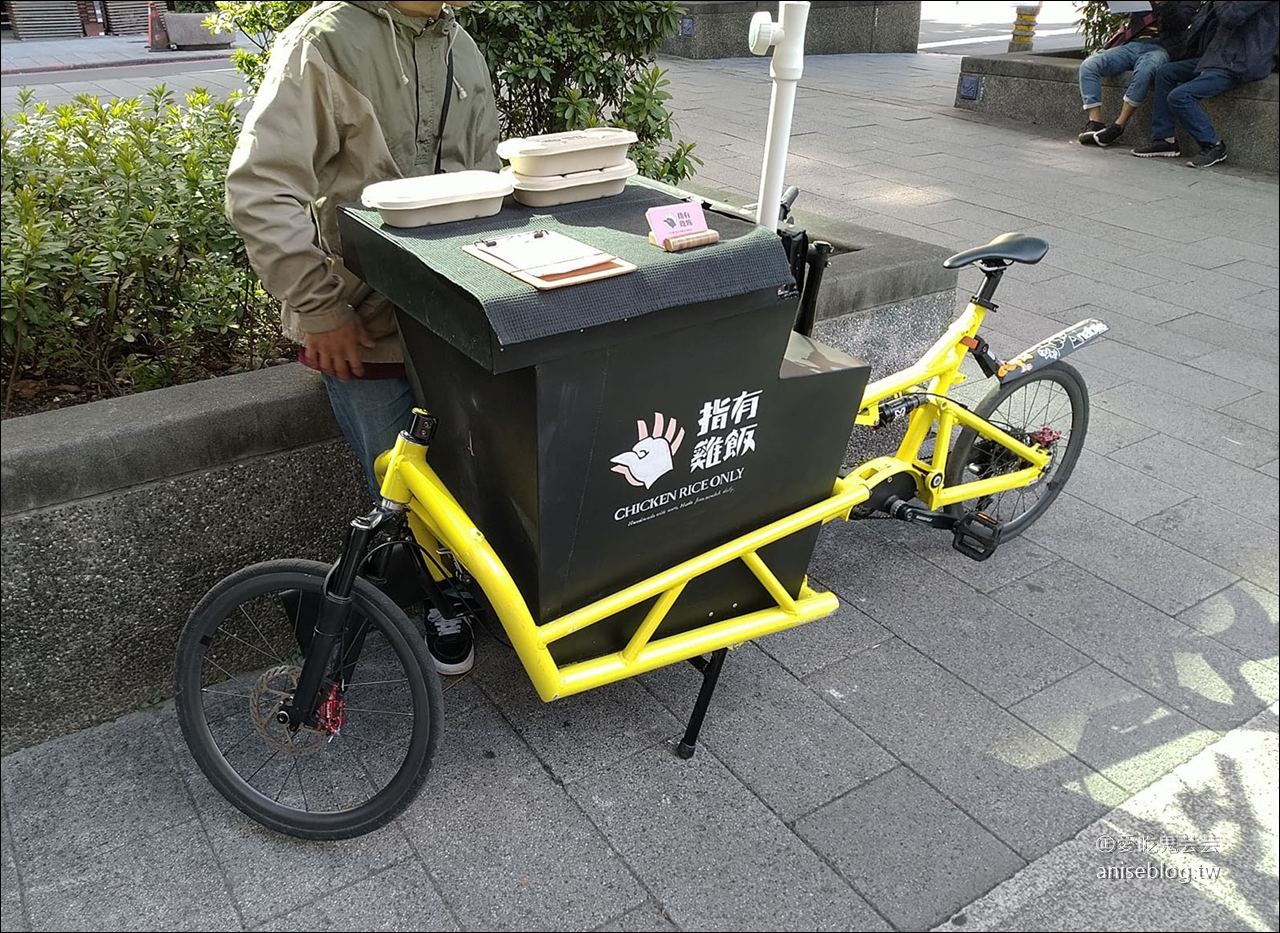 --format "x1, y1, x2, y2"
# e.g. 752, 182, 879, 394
346, 1, 456, 33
